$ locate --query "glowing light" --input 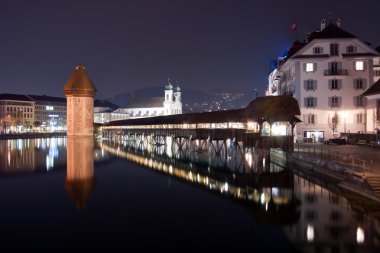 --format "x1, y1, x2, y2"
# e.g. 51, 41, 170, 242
357, 227, 365, 244
272, 123, 286, 136
224, 182, 228, 192
306, 225, 314, 242
247, 121, 255, 129
260, 193, 265, 204
245, 152, 253, 168
169, 165, 173, 174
